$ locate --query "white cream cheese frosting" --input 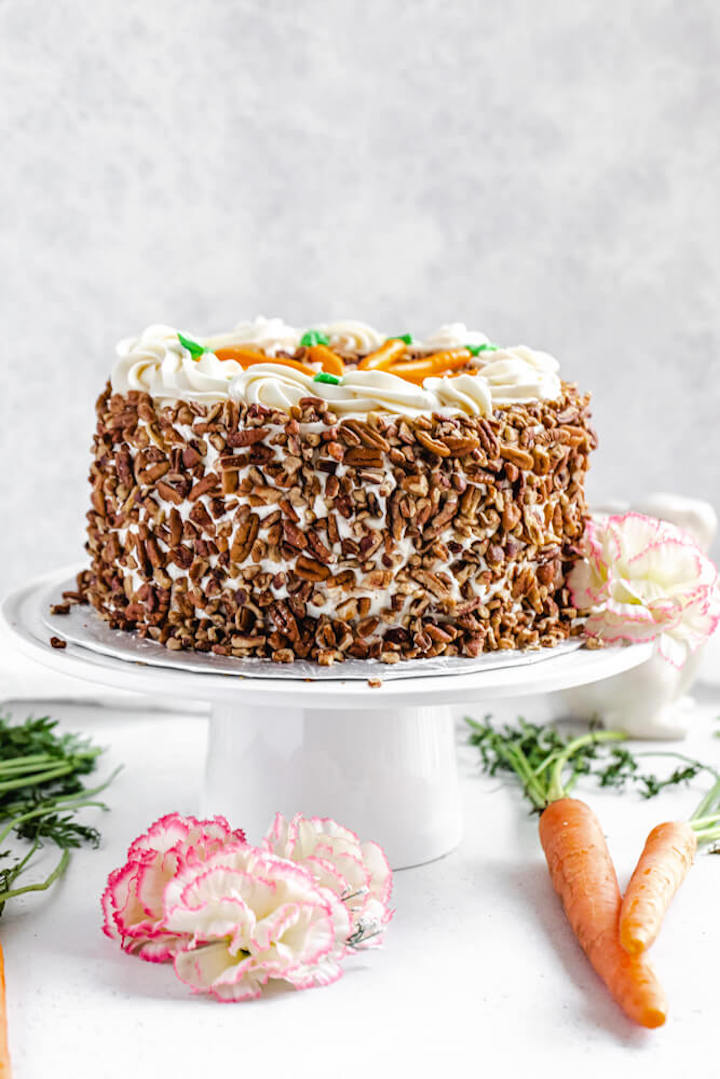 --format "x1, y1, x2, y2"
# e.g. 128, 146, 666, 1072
319, 320, 386, 354
204, 316, 302, 356
228, 364, 441, 416
474, 347, 562, 405
113, 325, 246, 402
417, 322, 491, 353
111, 319, 563, 416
